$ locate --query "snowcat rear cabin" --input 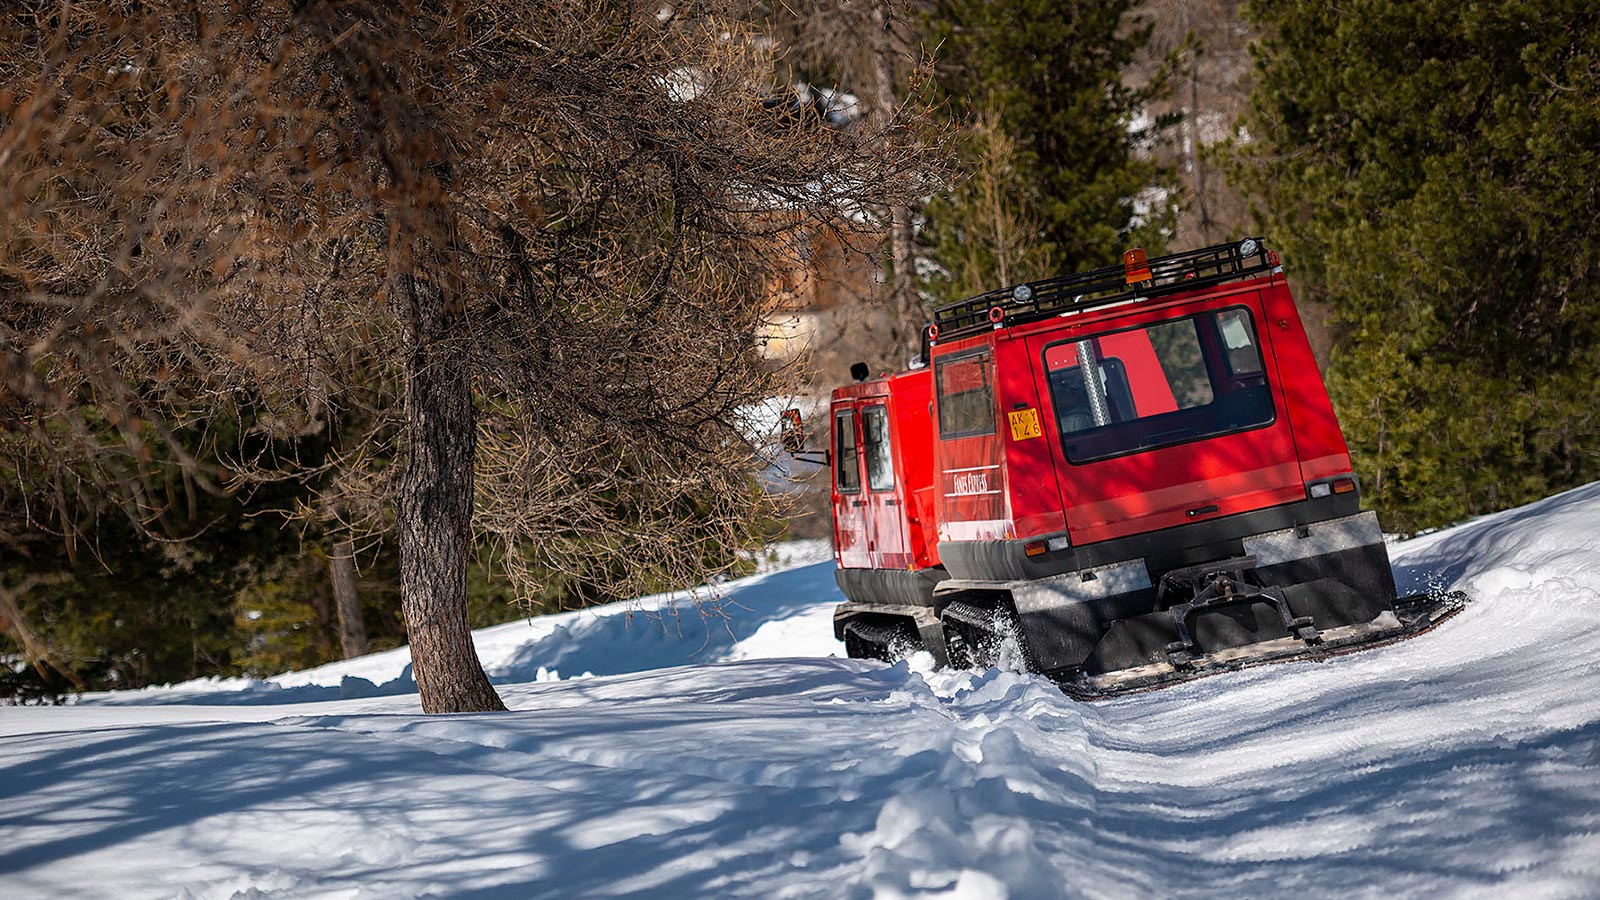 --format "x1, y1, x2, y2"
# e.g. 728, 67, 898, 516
827, 239, 1462, 697
826, 366, 948, 660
